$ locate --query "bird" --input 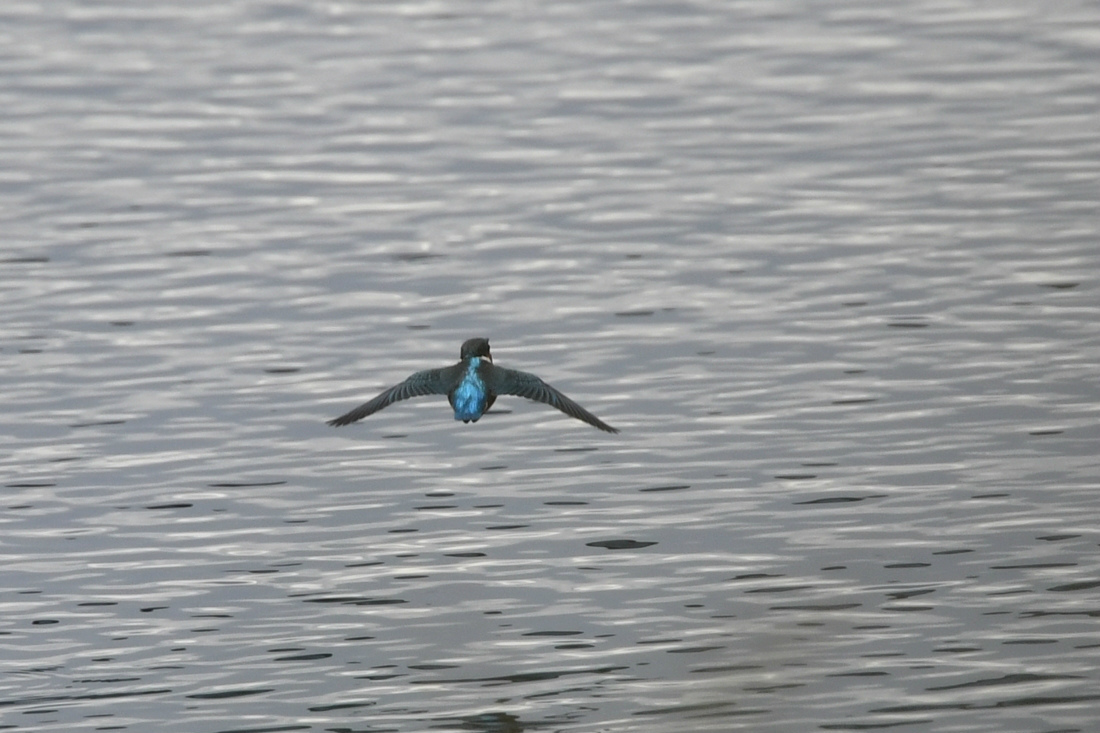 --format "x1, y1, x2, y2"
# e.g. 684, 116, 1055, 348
327, 337, 618, 433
